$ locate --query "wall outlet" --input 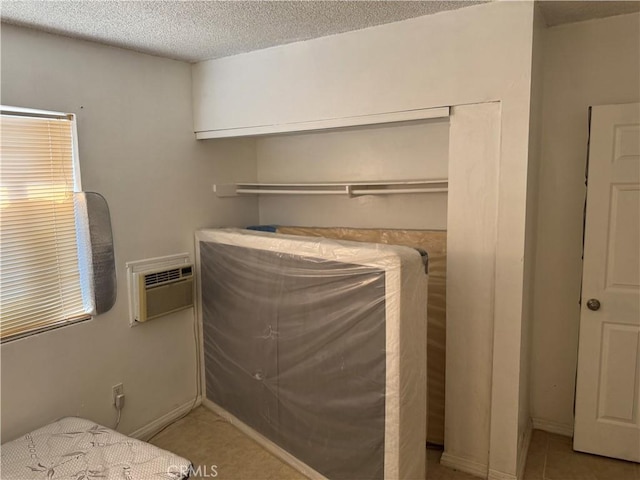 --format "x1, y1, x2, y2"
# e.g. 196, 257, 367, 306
112, 383, 124, 406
